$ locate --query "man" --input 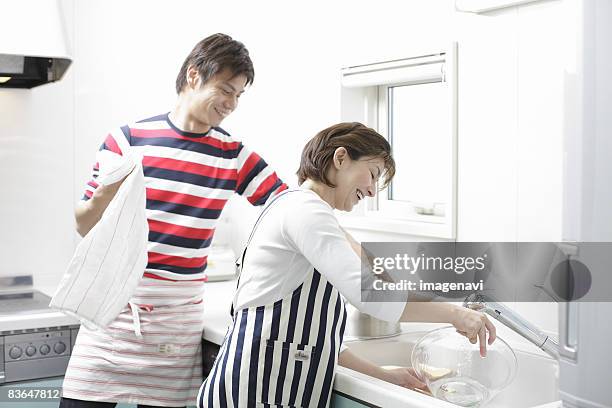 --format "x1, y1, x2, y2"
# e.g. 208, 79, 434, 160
60, 33, 286, 408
